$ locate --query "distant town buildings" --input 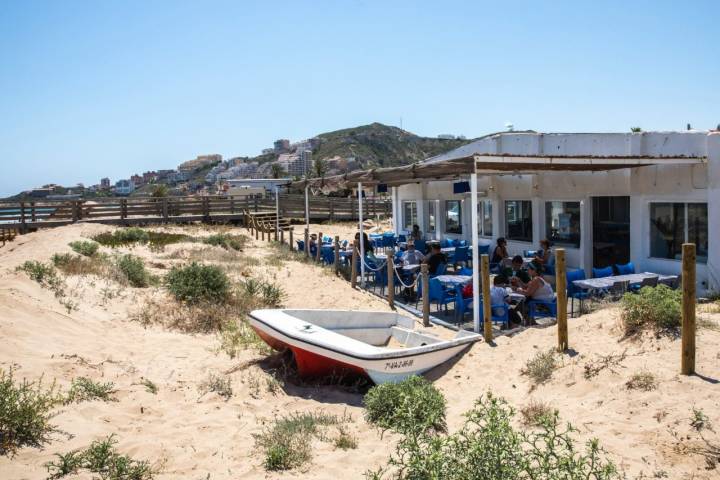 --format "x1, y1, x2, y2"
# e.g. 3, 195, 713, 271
273, 139, 290, 153
114, 179, 135, 195
100, 177, 111, 189
438, 134, 466, 140
178, 154, 222, 173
